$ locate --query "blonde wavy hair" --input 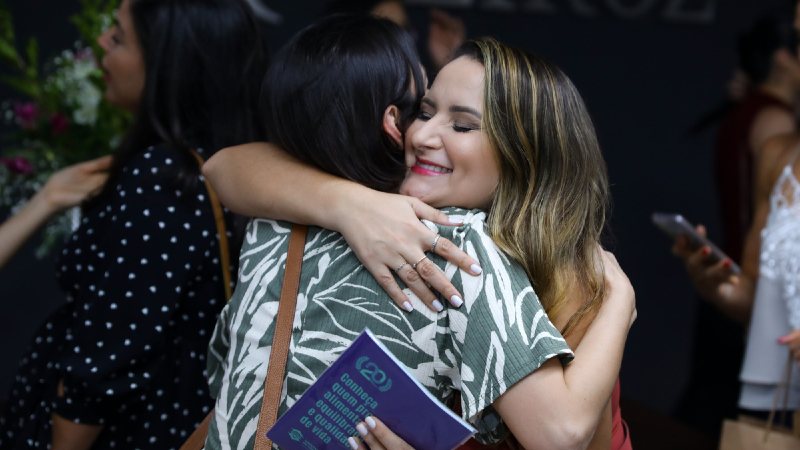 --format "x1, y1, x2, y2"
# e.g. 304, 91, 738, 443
456, 38, 610, 337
